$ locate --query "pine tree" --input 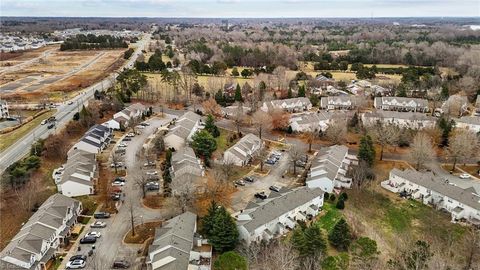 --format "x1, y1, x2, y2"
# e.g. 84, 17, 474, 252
204, 114, 220, 137
358, 135, 375, 167
234, 84, 243, 102
440, 84, 449, 100
287, 87, 293, 98
335, 199, 345, 209
292, 223, 327, 257
208, 206, 239, 252
298, 84, 306, 97
329, 218, 352, 251
190, 130, 217, 159
202, 200, 218, 236
339, 192, 348, 201
259, 81, 266, 100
